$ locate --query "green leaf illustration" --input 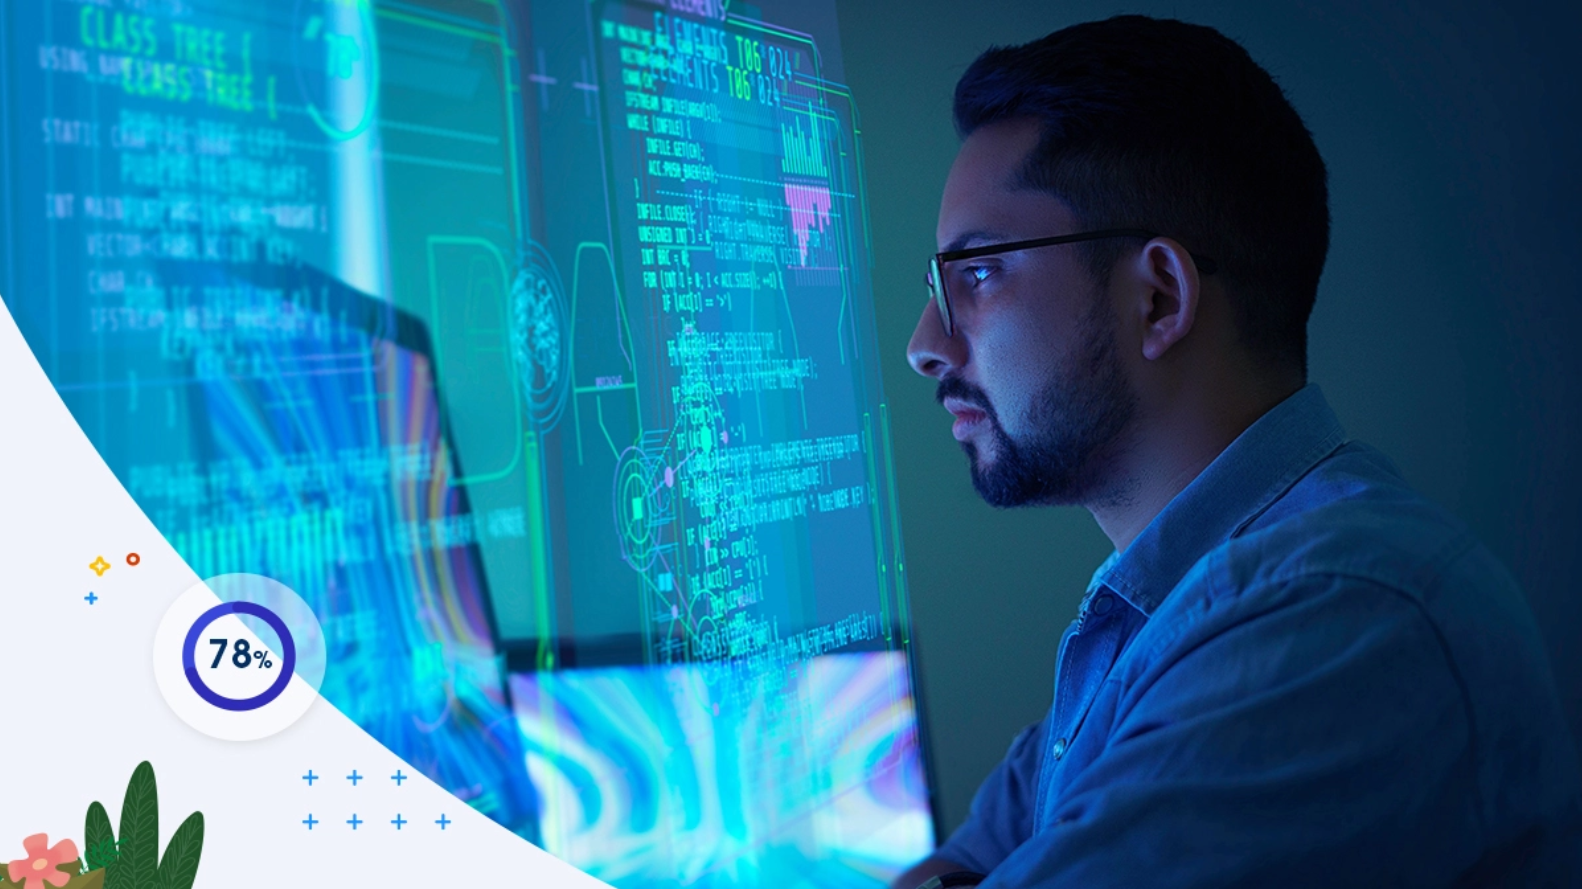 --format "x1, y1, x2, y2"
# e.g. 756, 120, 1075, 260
86, 801, 114, 850
85, 801, 115, 871
101, 841, 126, 889
117, 762, 159, 889
154, 812, 204, 889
